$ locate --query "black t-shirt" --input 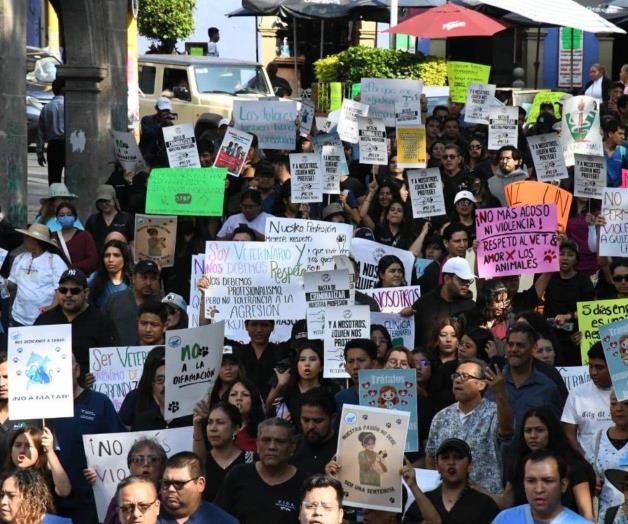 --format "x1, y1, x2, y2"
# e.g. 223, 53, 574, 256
341, 176, 366, 199
85, 211, 134, 253
234, 341, 292, 399
204, 450, 252, 502
290, 434, 338, 476
543, 272, 594, 319
215, 463, 307, 524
